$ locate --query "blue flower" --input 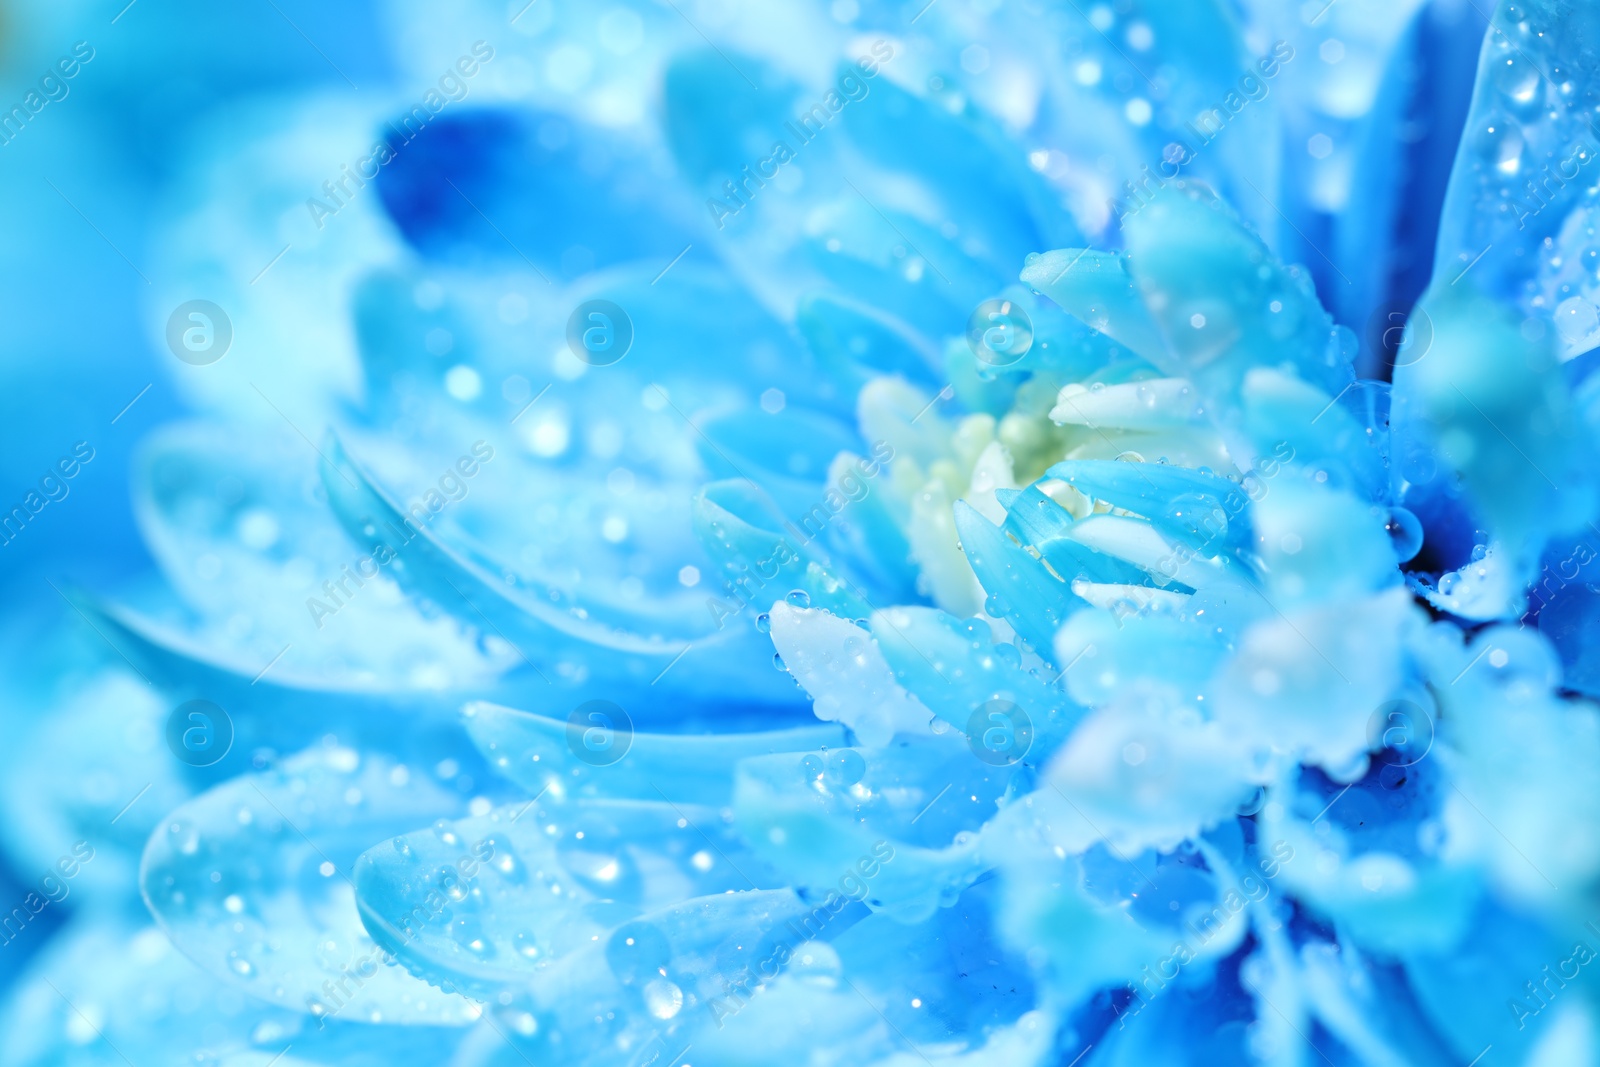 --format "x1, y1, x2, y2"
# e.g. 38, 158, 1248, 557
5, 2, 1600, 1066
